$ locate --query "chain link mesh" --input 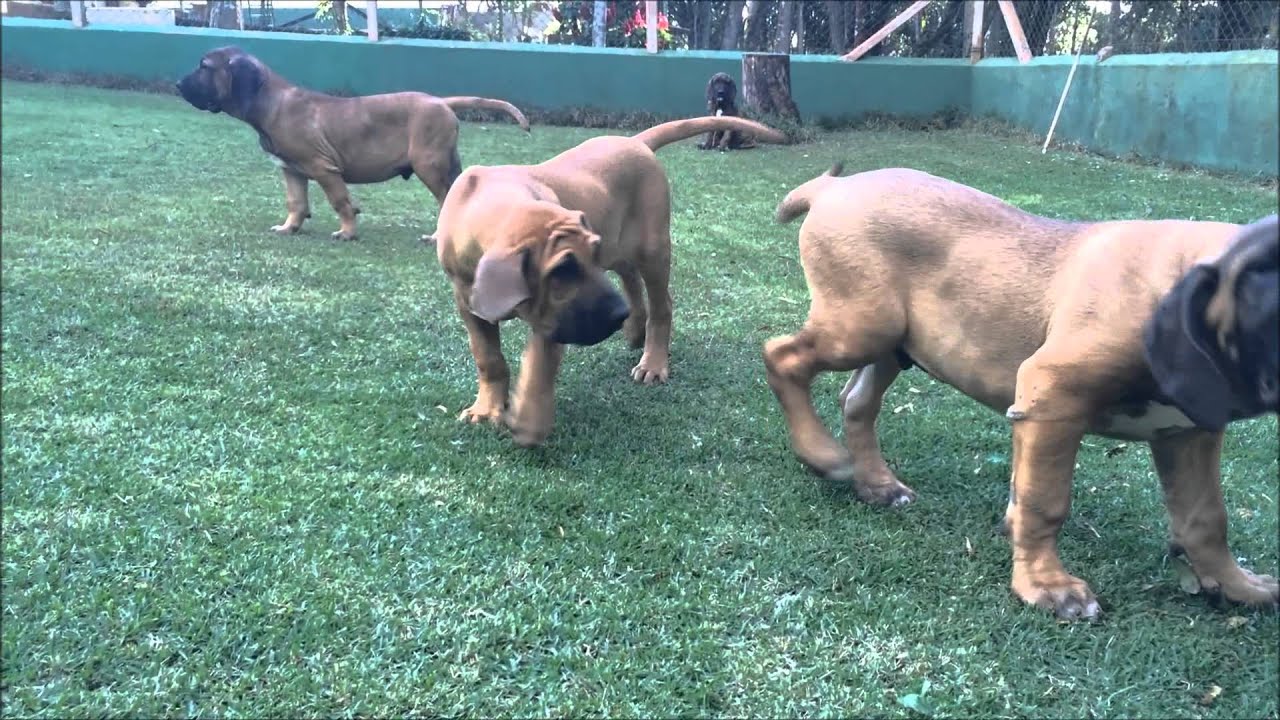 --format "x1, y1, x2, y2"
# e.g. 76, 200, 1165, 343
8, 1, 1275, 55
